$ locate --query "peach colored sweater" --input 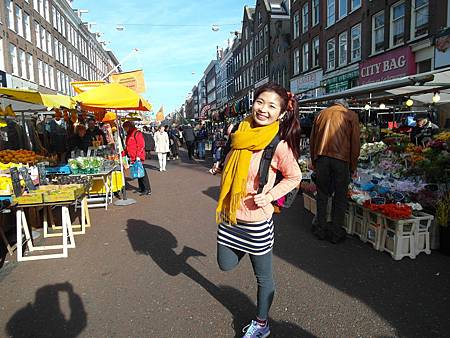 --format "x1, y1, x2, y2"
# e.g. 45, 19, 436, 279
232, 140, 302, 223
